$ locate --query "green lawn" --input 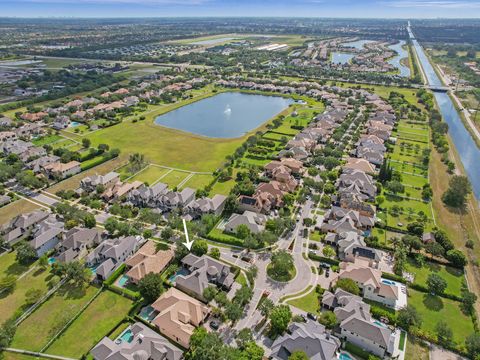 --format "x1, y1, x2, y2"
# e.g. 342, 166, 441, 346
32, 135, 62, 146
210, 176, 236, 196
128, 165, 170, 185
46, 290, 132, 358
287, 289, 321, 314
180, 174, 214, 190
408, 289, 475, 344
0, 264, 54, 324
12, 284, 99, 351
405, 258, 465, 297
235, 272, 248, 287
160, 170, 191, 188
0, 199, 42, 225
